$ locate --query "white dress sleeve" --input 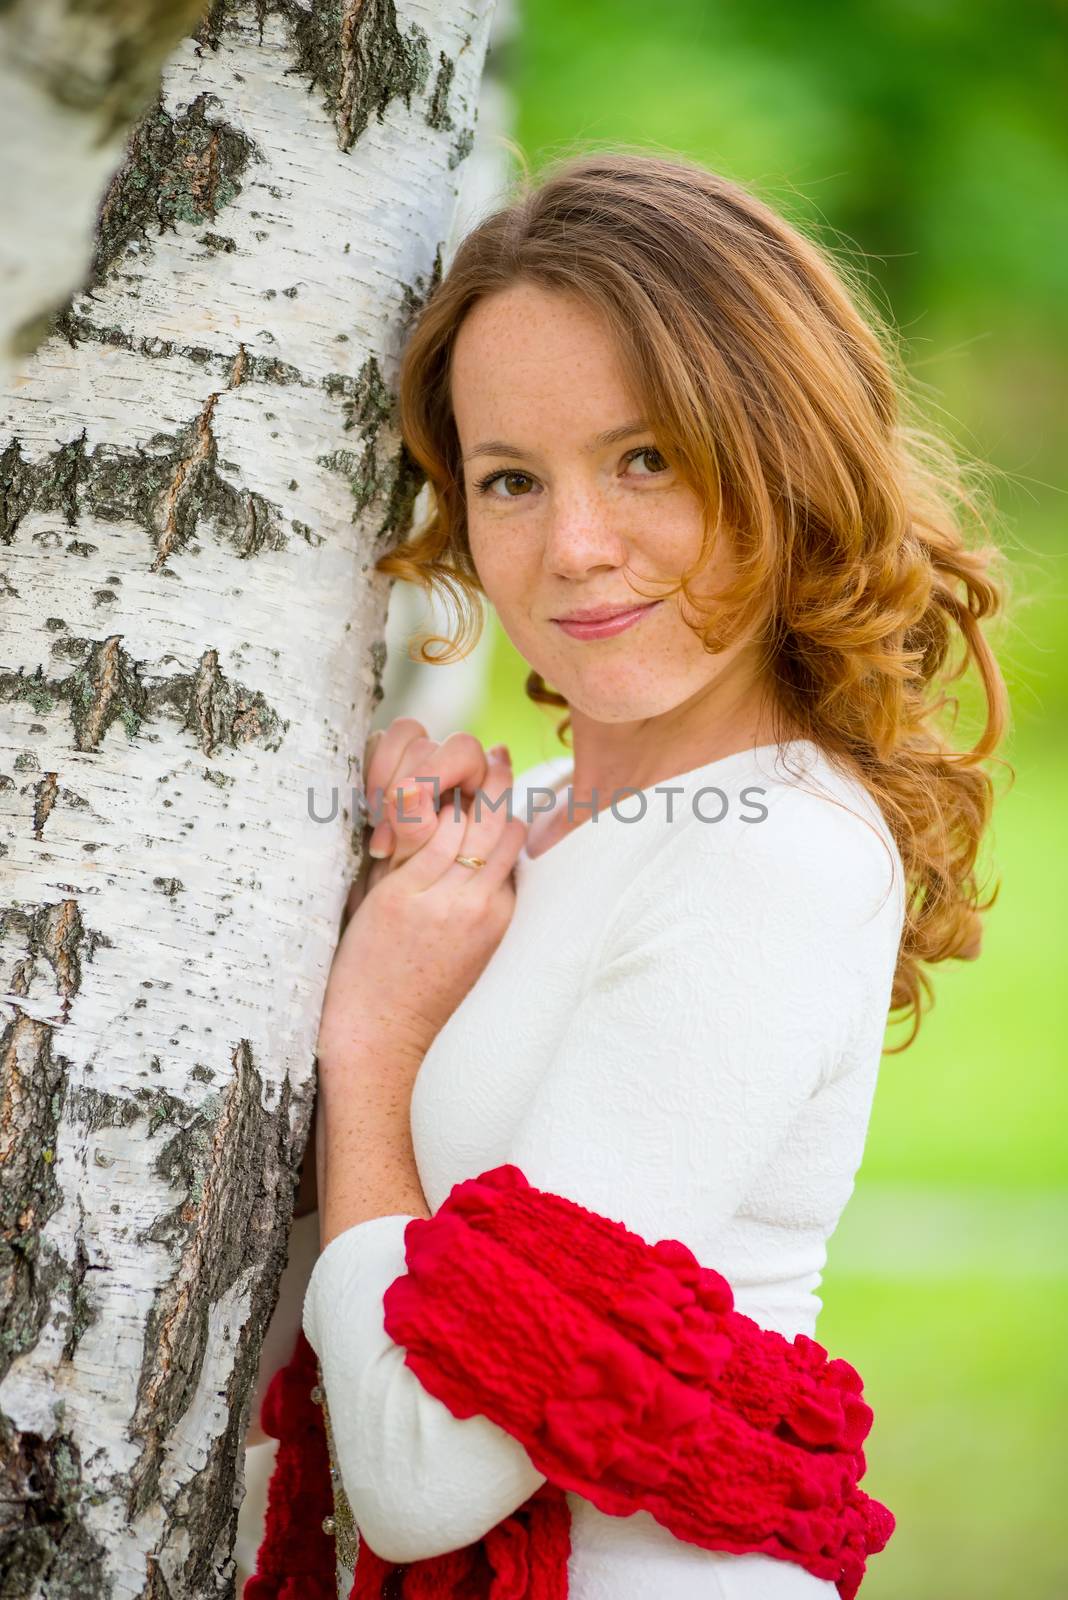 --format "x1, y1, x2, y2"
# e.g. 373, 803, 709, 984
302, 785, 901, 1564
